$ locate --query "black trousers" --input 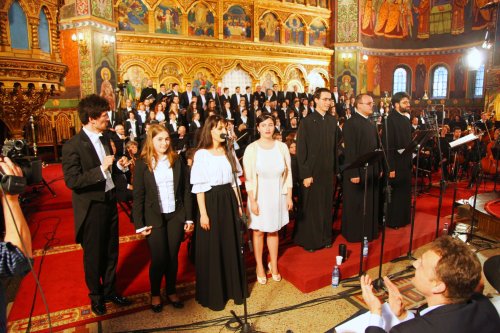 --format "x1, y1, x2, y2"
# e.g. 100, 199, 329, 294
81, 191, 119, 303
147, 210, 185, 296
